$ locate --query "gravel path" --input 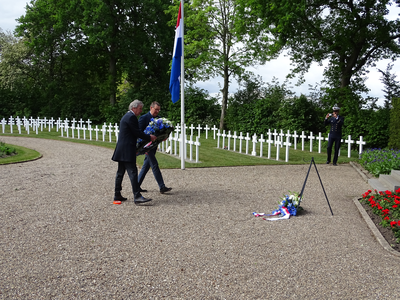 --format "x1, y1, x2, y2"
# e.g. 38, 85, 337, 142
1, 136, 400, 299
